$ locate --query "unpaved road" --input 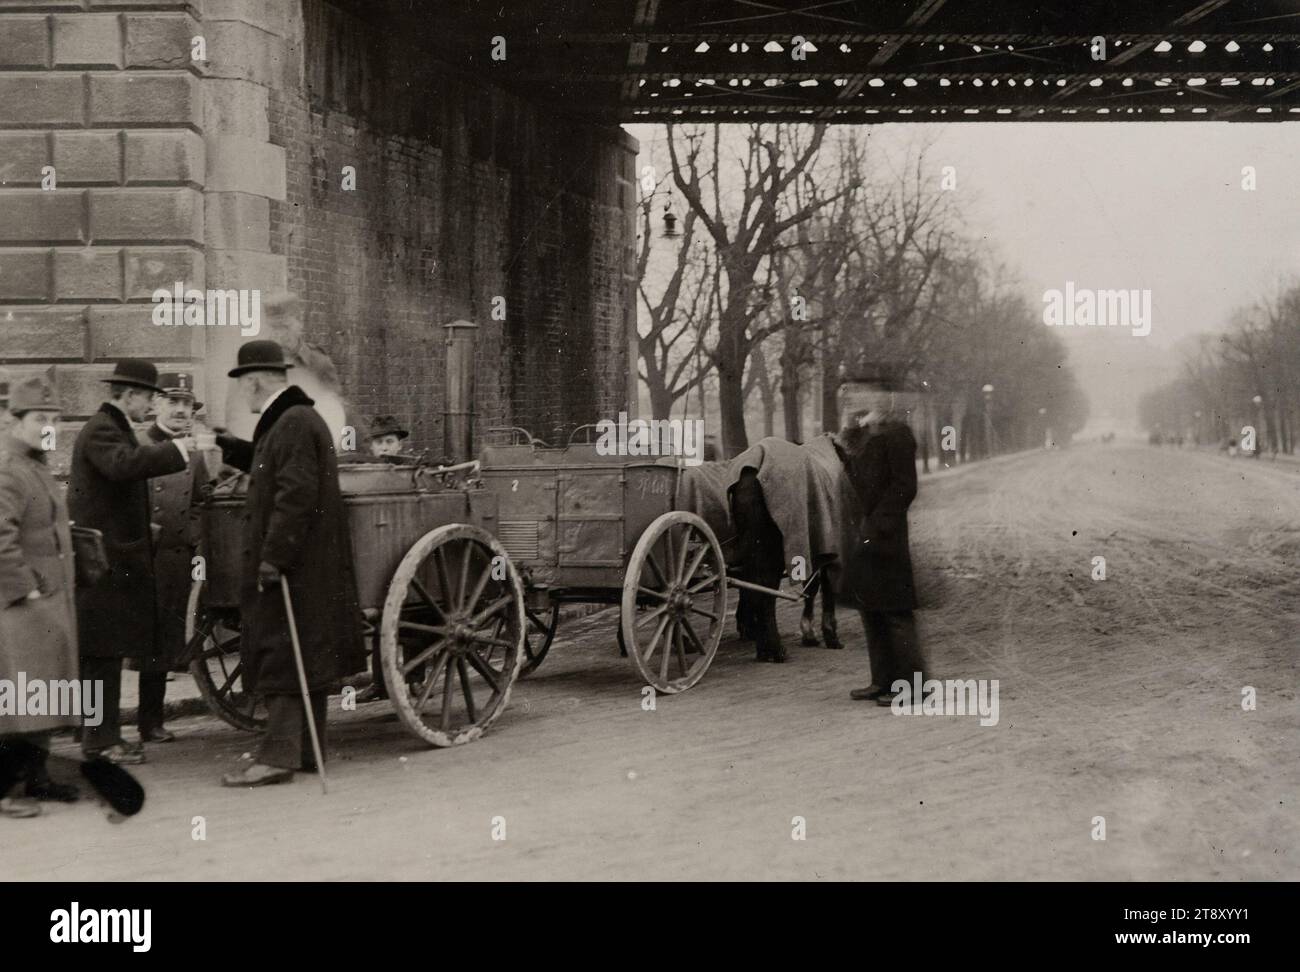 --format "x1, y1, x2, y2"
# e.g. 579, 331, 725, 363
8, 444, 1297, 880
